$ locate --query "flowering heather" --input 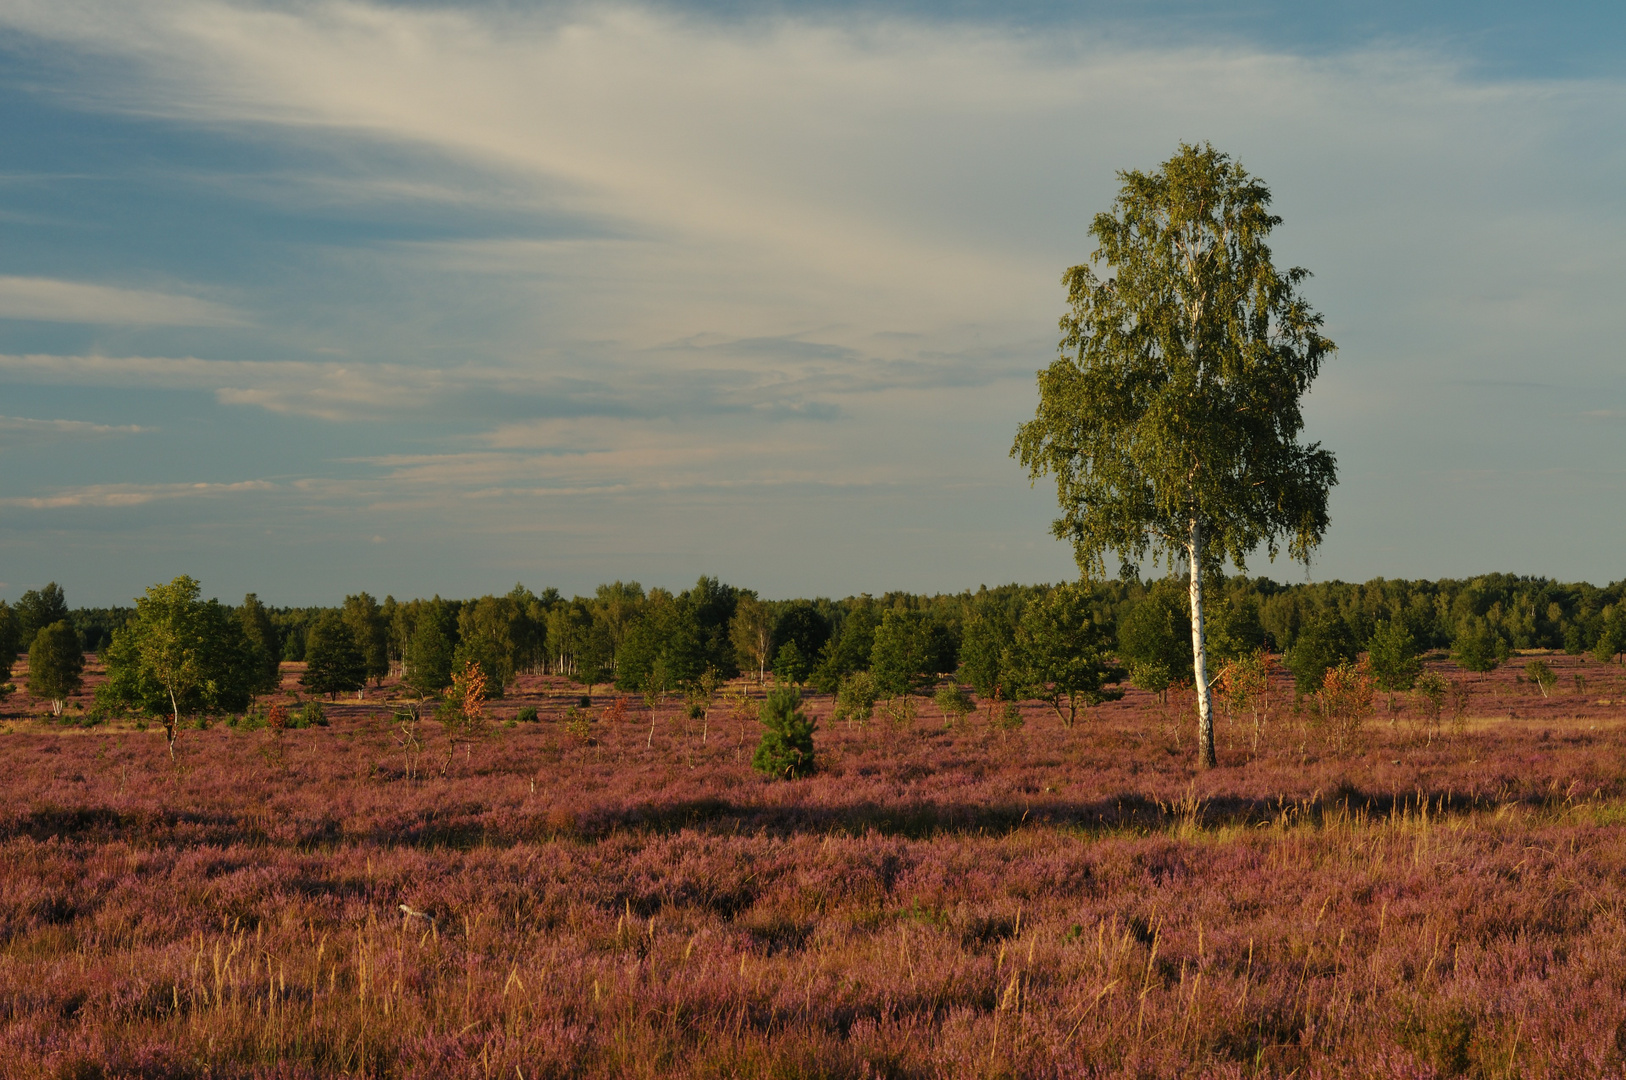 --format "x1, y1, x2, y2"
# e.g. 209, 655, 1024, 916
2, 654, 1626, 1077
